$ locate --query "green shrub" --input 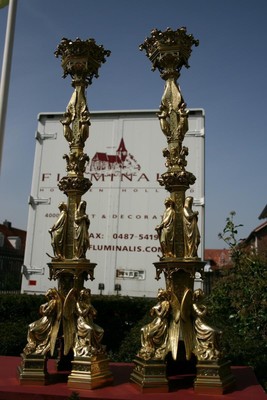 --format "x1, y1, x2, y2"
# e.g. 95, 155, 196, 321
112, 312, 152, 362
206, 257, 267, 374
92, 295, 154, 354
206, 212, 267, 381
